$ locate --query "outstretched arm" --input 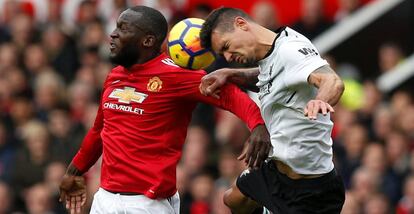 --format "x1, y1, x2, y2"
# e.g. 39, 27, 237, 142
200, 67, 260, 98
305, 65, 345, 119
